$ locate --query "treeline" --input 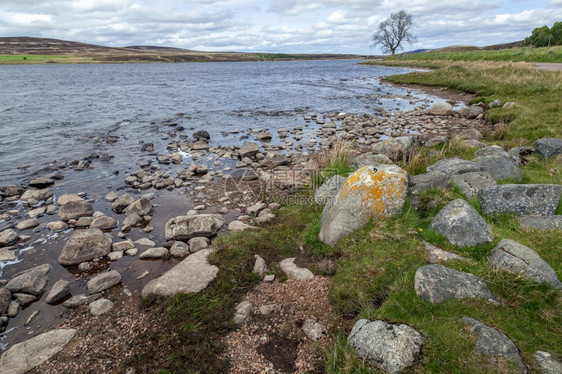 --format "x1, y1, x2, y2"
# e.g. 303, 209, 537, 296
525, 22, 562, 47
